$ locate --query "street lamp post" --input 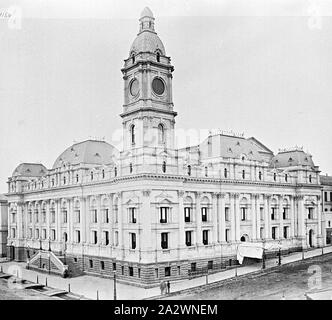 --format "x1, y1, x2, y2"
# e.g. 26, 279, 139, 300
39, 238, 42, 269
48, 237, 51, 274
113, 271, 117, 300
278, 240, 281, 266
